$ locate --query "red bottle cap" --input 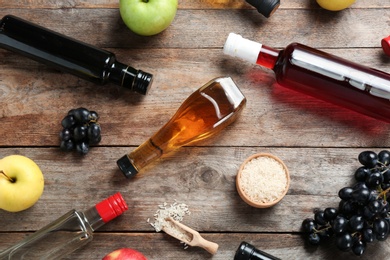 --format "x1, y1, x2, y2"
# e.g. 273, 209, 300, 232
95, 192, 128, 223
382, 36, 390, 57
